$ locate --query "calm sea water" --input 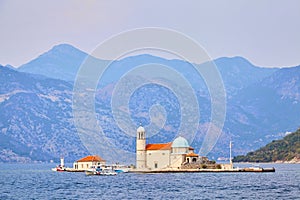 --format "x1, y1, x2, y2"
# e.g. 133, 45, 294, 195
0, 163, 299, 199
